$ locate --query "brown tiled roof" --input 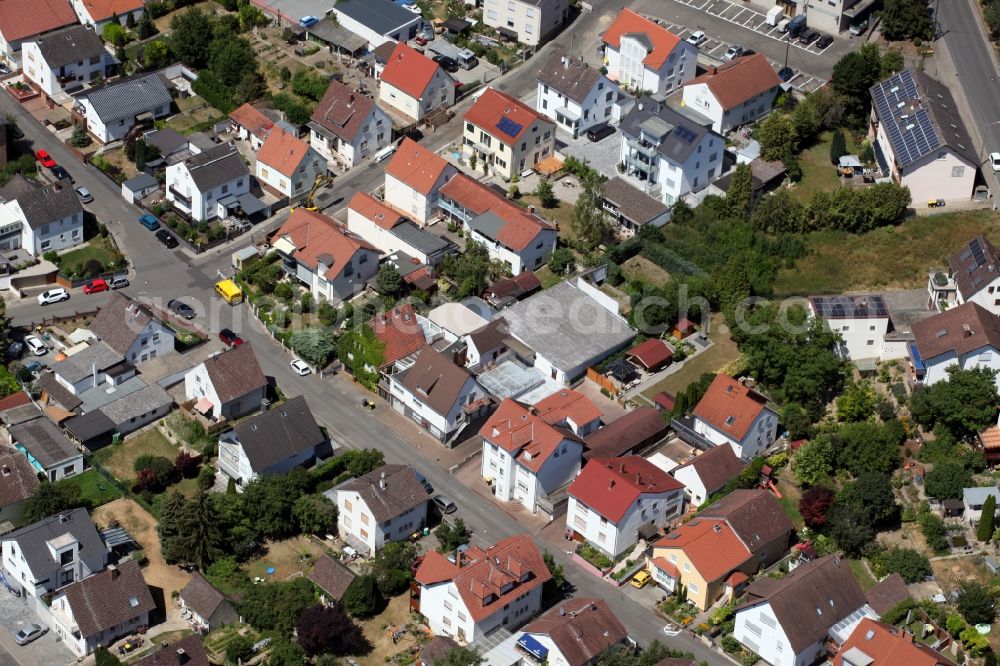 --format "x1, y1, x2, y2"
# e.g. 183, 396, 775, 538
834, 618, 956, 666
311, 80, 380, 142
653, 392, 675, 411
308, 554, 356, 600
465, 88, 549, 145
865, 572, 910, 616
569, 456, 682, 522
536, 49, 604, 104
740, 555, 866, 653
63, 560, 155, 638
601, 8, 681, 68
0, 447, 39, 508
692, 375, 774, 442
202, 343, 266, 404
397, 347, 475, 417
369, 304, 426, 364
700, 489, 793, 553
348, 191, 407, 230
950, 236, 1000, 301
534, 389, 602, 429
180, 572, 227, 622
683, 54, 781, 110
0, 392, 30, 413
485, 271, 541, 302
466, 318, 509, 354
627, 339, 673, 370
134, 635, 210, 666
339, 464, 428, 523
256, 128, 312, 178
981, 425, 1000, 451
601, 177, 669, 227
521, 598, 627, 666
38, 373, 81, 411
89, 292, 158, 357
672, 443, 743, 495
384, 138, 455, 195
584, 407, 667, 459
439, 174, 553, 252
0, 0, 76, 43
912, 302, 1000, 361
